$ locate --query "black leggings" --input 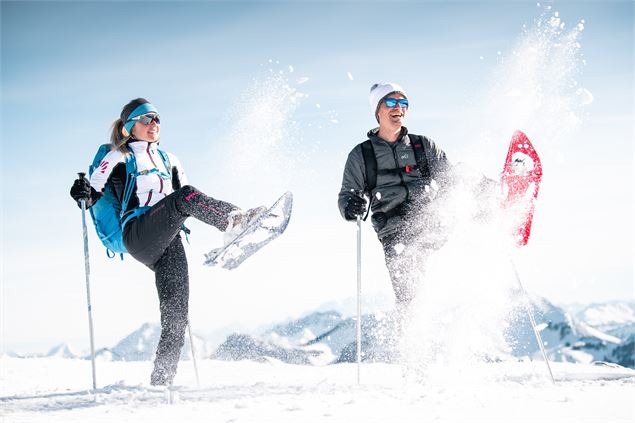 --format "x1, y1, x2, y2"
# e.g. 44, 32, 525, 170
123, 185, 237, 385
